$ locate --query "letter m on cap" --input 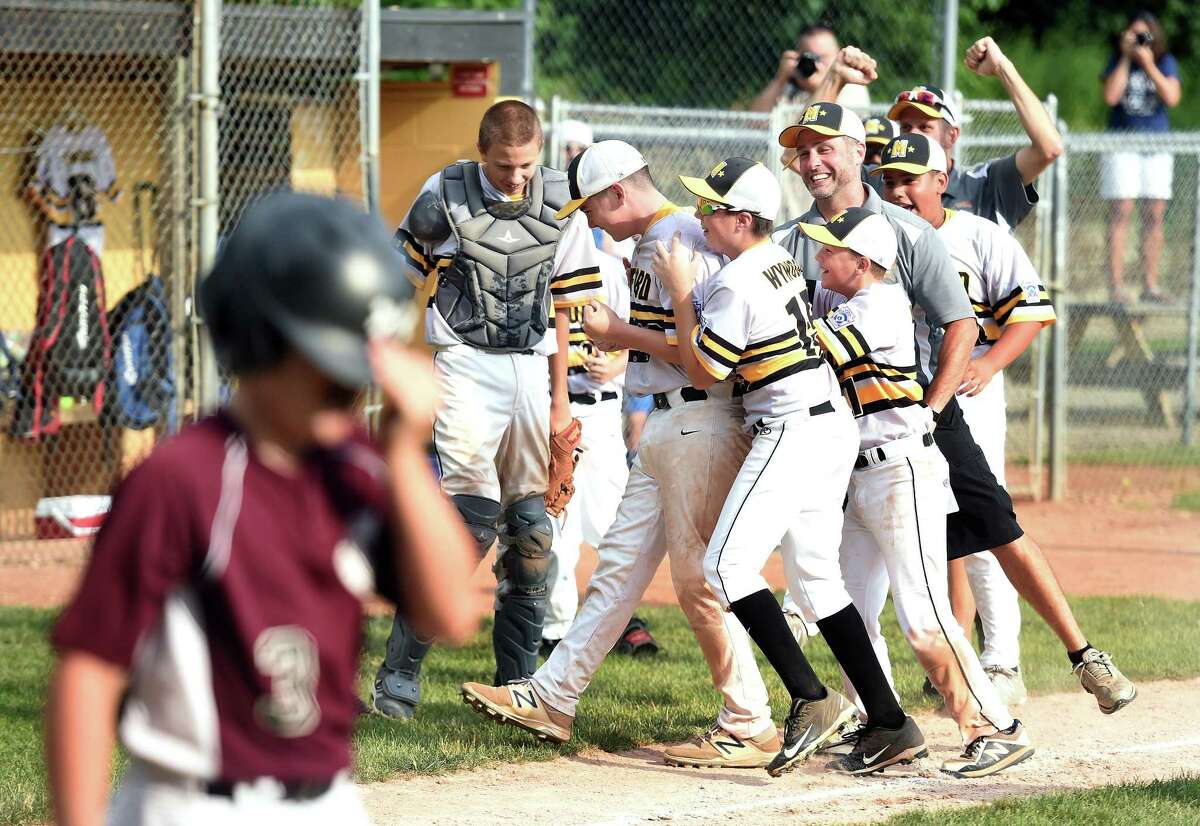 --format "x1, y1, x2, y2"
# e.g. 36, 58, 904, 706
802, 105, 826, 123
889, 139, 911, 159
